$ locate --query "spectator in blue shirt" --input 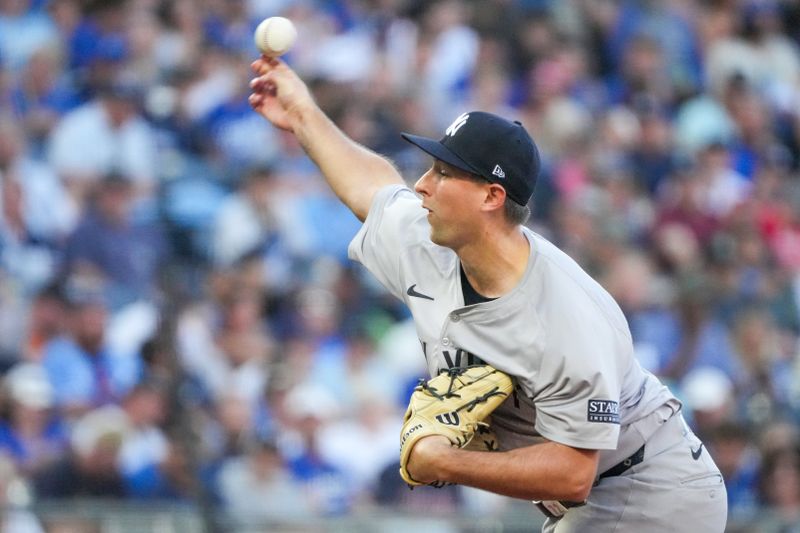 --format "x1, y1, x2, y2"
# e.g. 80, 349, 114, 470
62, 173, 168, 309
41, 288, 141, 417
